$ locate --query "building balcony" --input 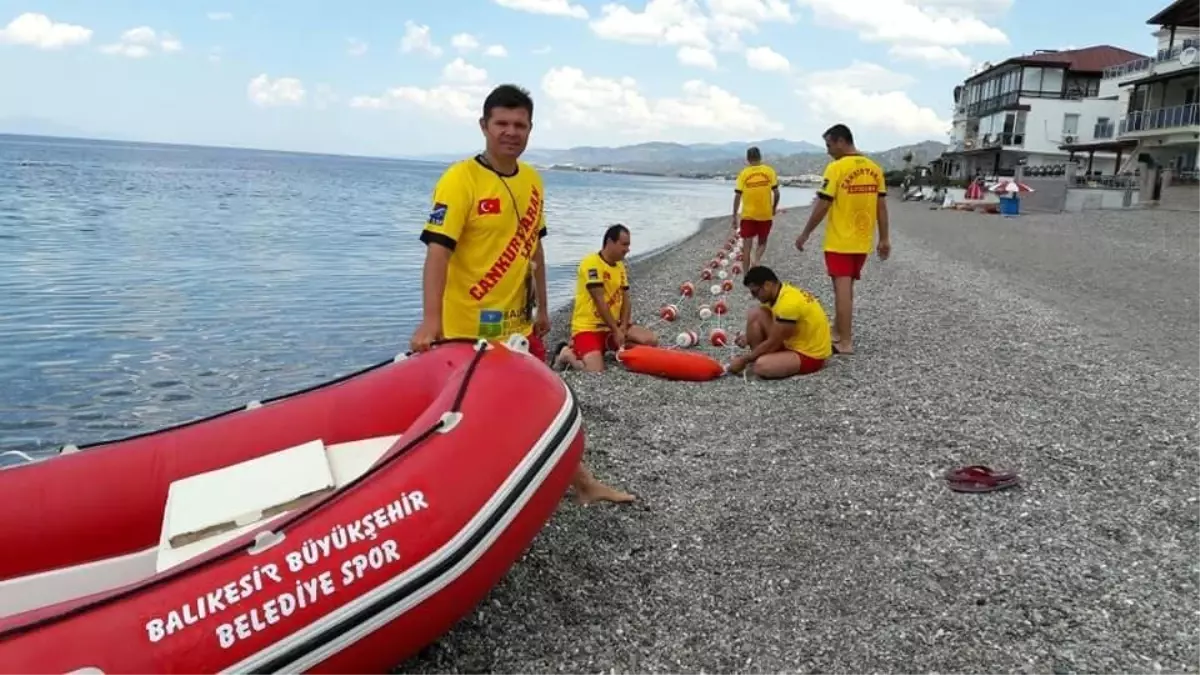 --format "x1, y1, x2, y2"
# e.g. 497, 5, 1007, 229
1119, 102, 1200, 134
977, 132, 1025, 148
964, 91, 1021, 118
1103, 38, 1200, 80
